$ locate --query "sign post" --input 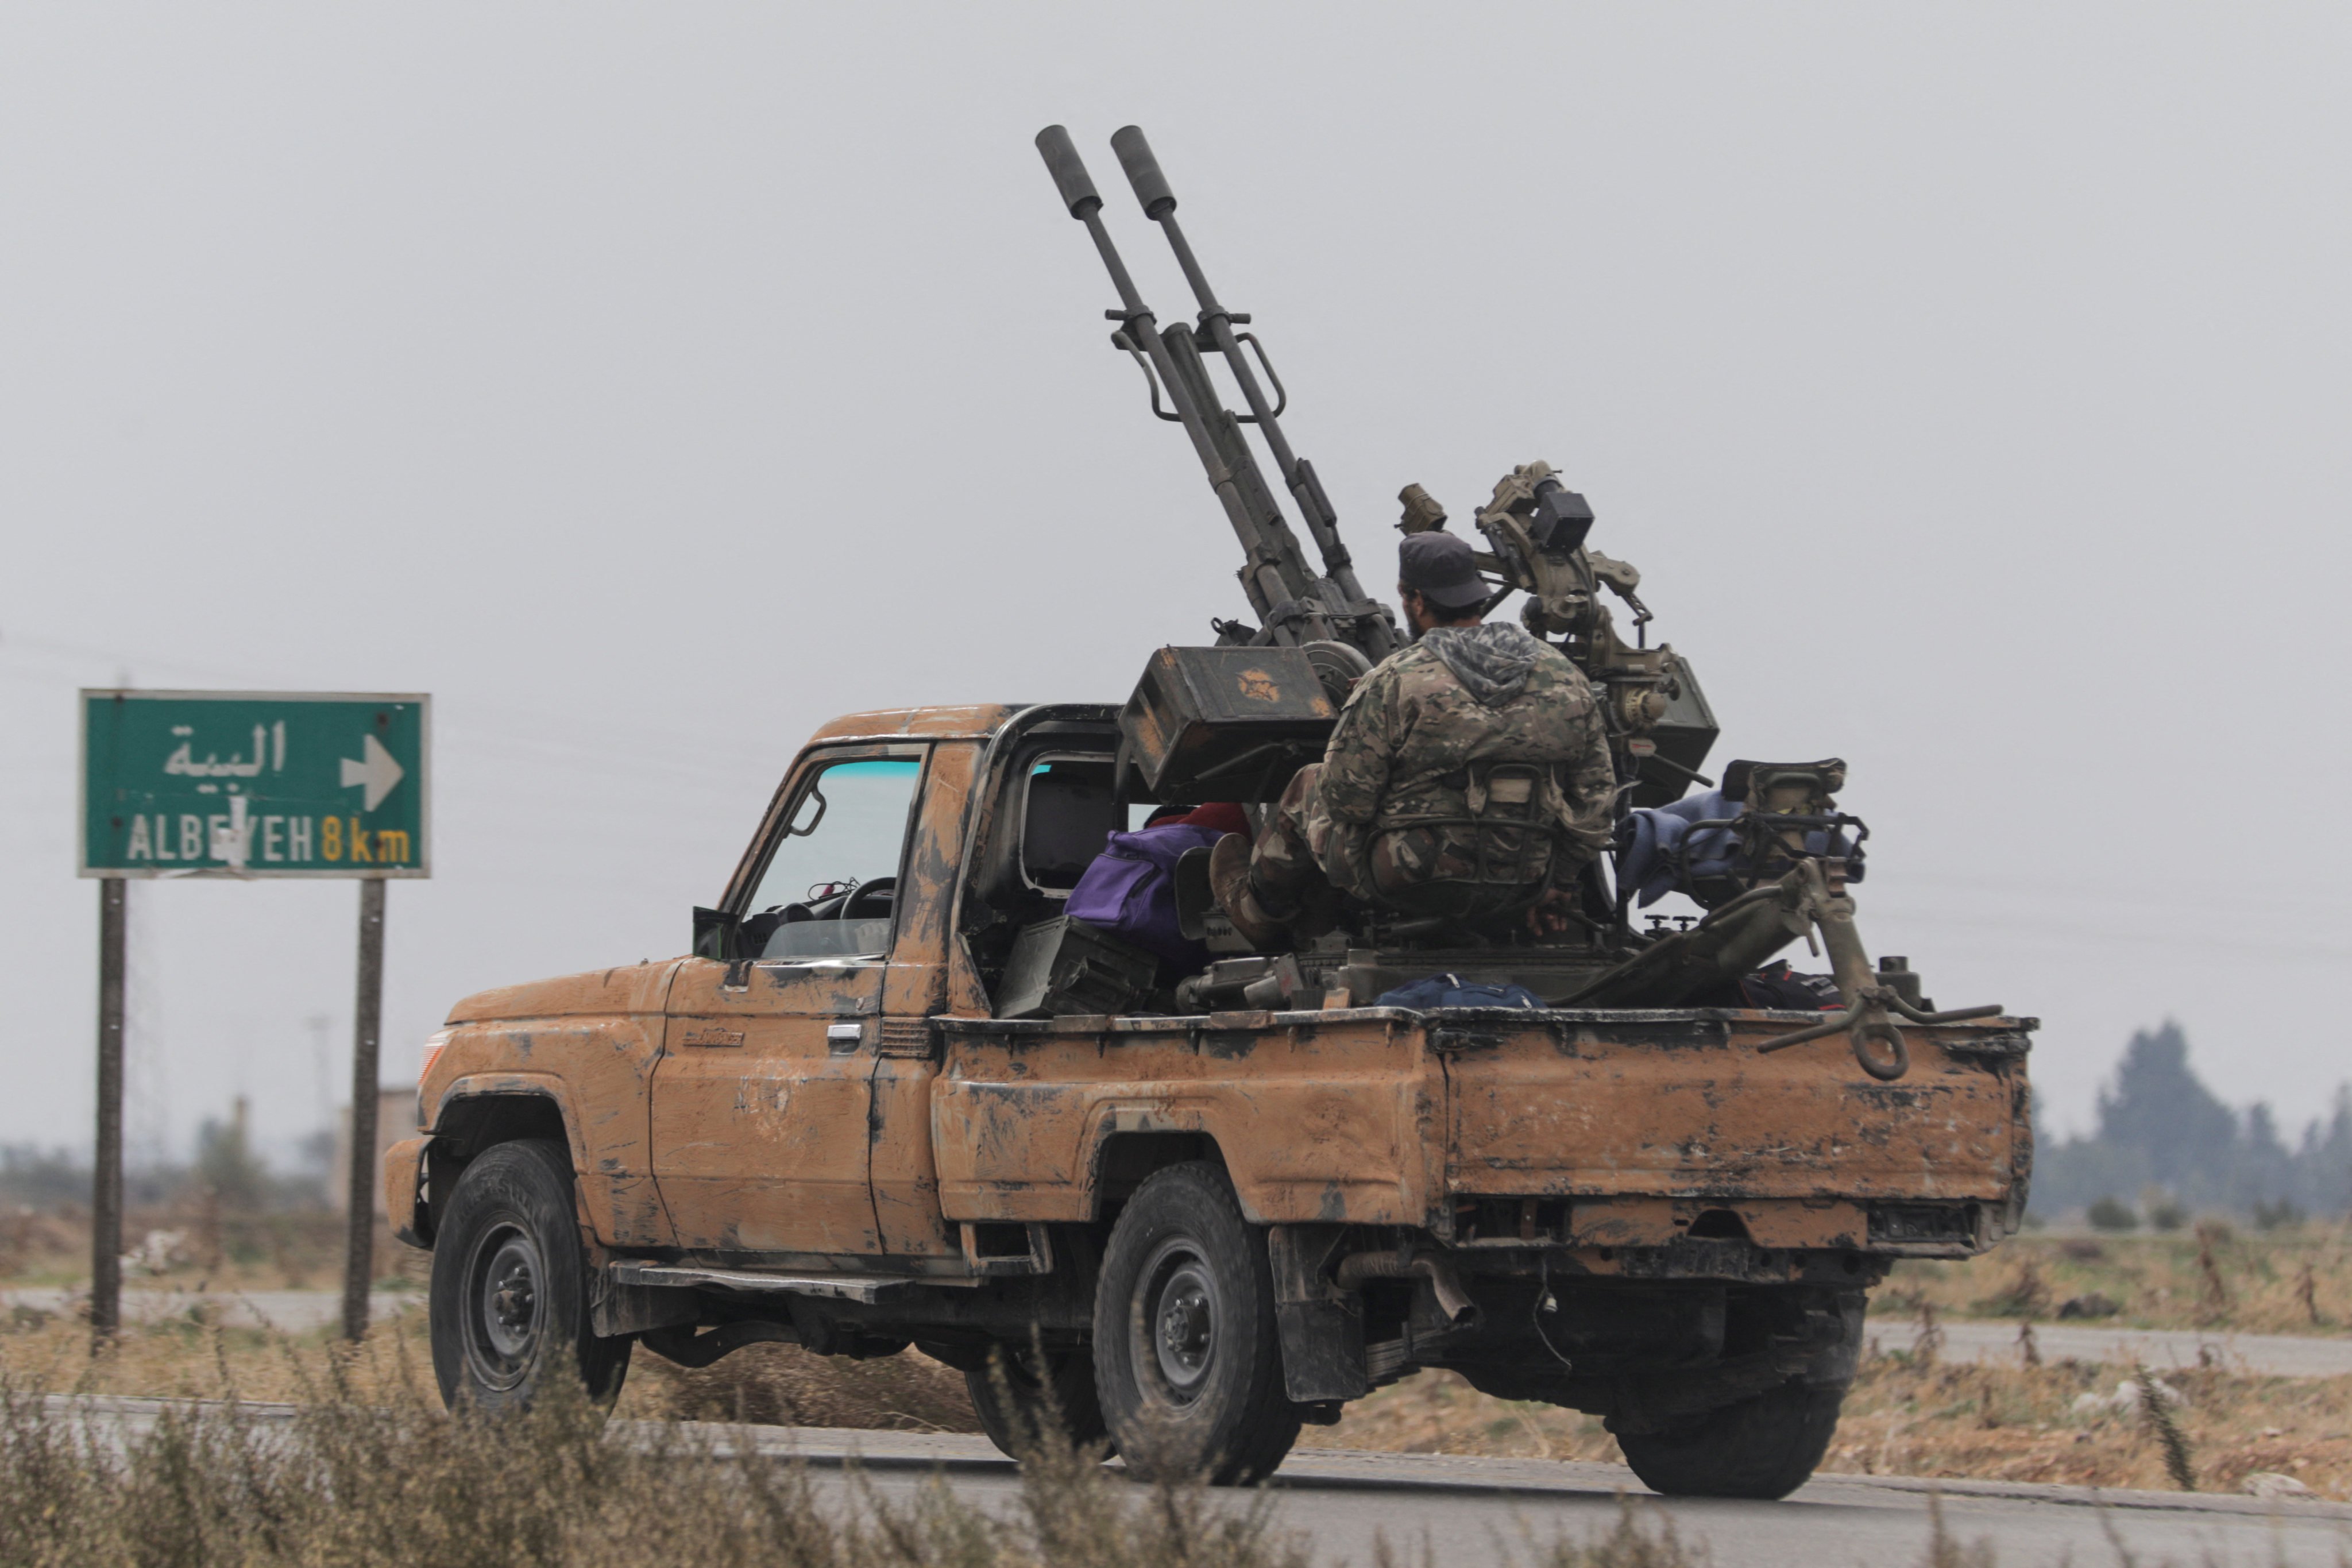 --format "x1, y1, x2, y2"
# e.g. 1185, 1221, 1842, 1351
79, 691, 429, 1343
344, 879, 387, 1342
91, 879, 126, 1348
